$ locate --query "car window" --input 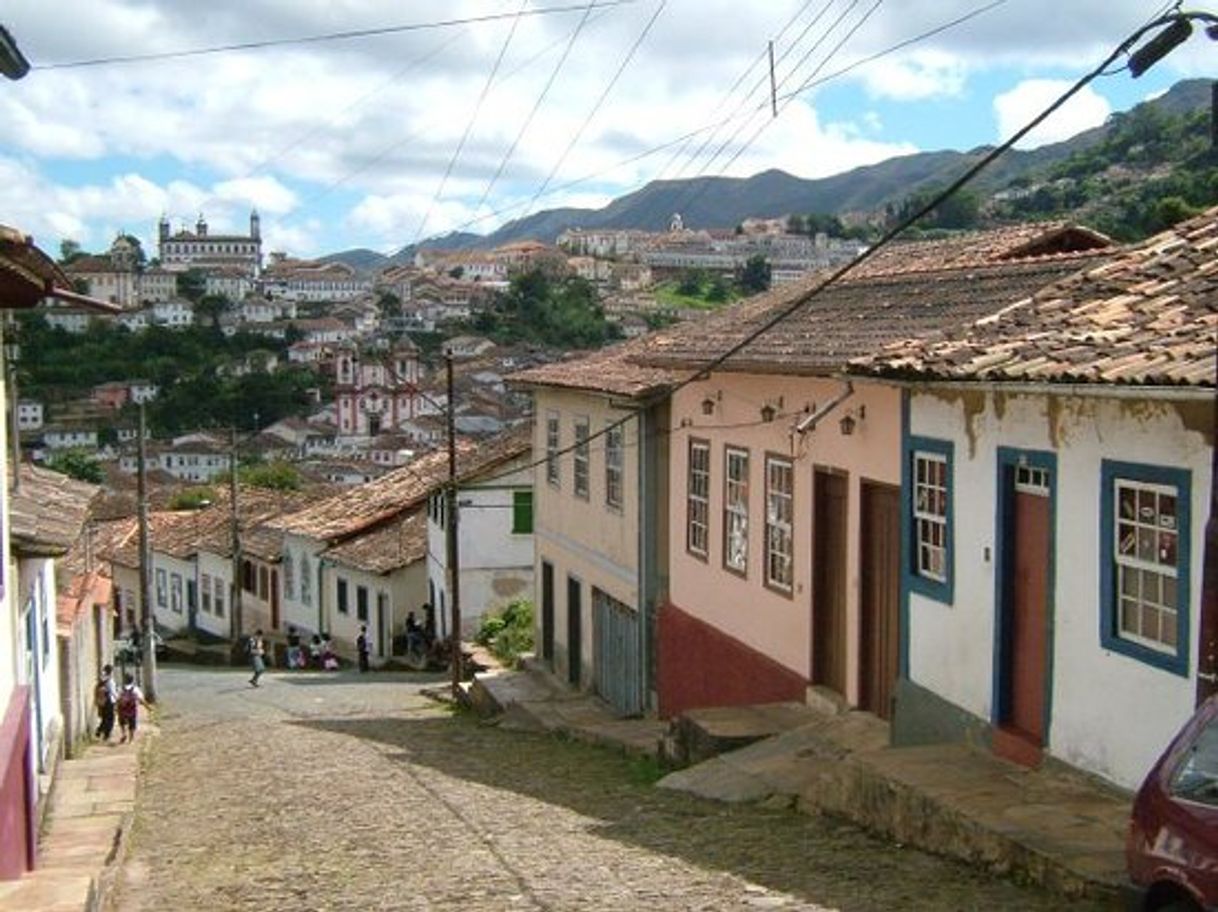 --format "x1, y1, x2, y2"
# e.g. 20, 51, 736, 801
1170, 714, 1218, 807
